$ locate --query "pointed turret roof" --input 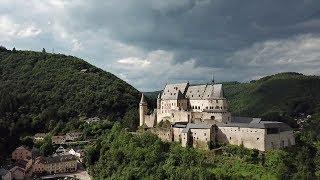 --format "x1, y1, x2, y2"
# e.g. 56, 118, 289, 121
140, 93, 147, 104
